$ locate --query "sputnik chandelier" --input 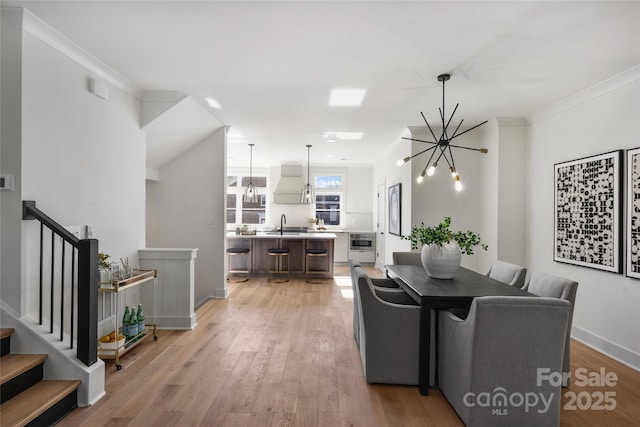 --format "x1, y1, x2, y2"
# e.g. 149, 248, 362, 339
397, 74, 488, 192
